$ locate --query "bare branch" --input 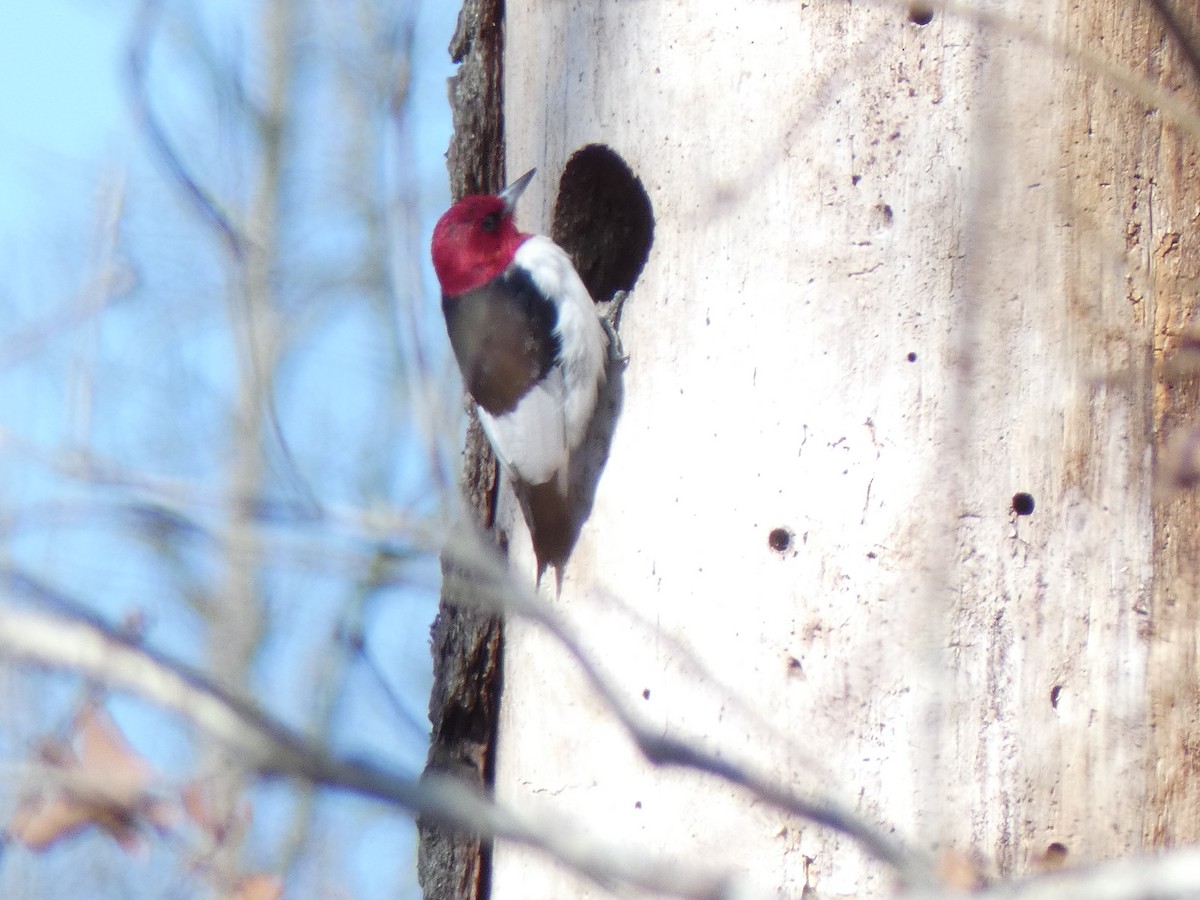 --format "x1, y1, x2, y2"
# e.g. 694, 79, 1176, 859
7, 595, 1200, 898
125, 0, 246, 258
0, 604, 756, 899
1146, 0, 1200, 87
441, 532, 939, 890
897, 1, 1200, 141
